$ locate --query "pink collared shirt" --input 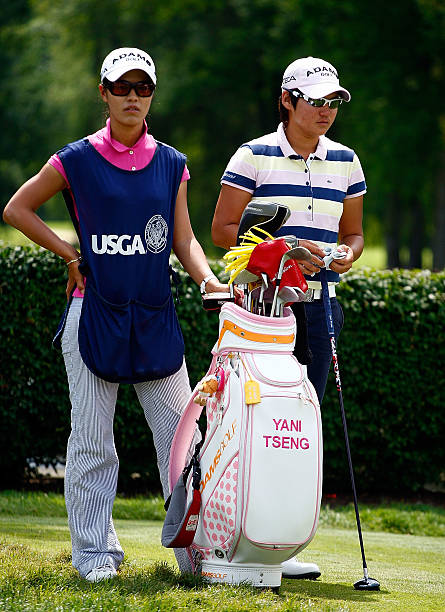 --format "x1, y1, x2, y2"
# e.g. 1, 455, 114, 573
48, 119, 190, 297
49, 118, 190, 185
